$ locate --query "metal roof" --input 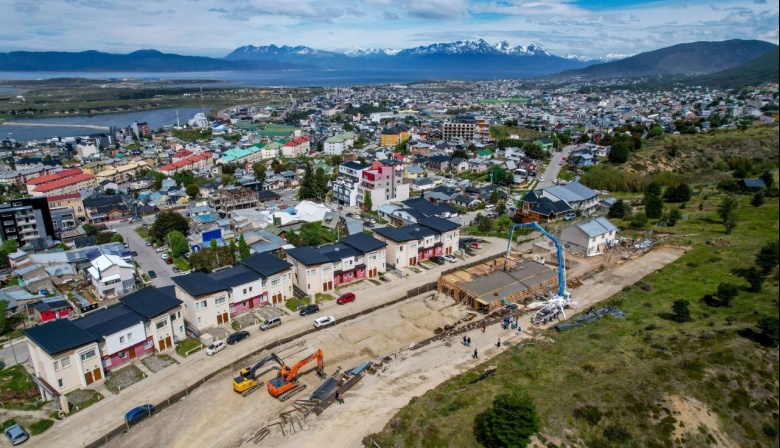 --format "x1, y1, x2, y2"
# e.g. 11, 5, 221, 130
119, 287, 182, 319
74, 305, 145, 341
341, 233, 387, 253
23, 319, 96, 356
241, 252, 292, 277
173, 272, 229, 297
418, 216, 460, 233
574, 217, 618, 238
